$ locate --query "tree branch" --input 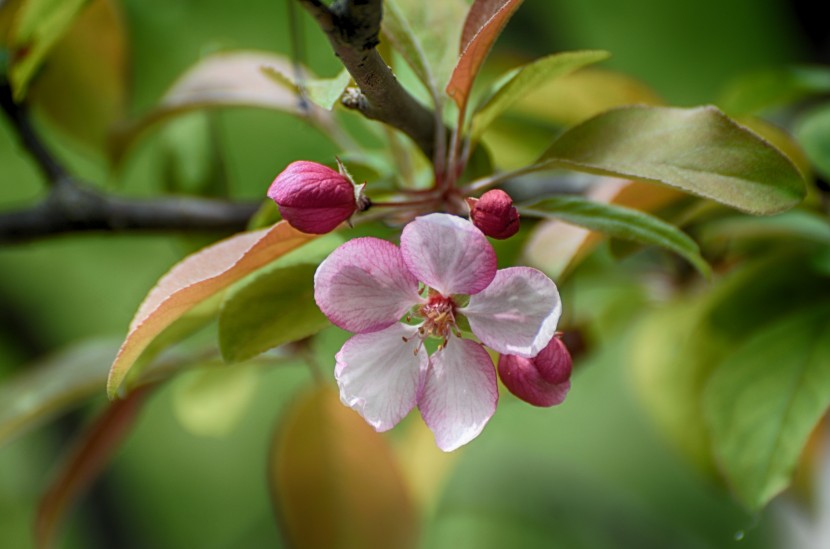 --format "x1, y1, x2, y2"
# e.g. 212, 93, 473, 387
297, 0, 439, 160
0, 82, 259, 244
0, 183, 260, 244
